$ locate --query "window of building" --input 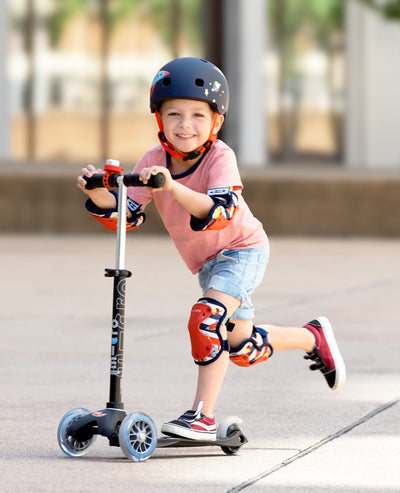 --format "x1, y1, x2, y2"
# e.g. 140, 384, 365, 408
267, 0, 345, 163
7, 0, 203, 164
